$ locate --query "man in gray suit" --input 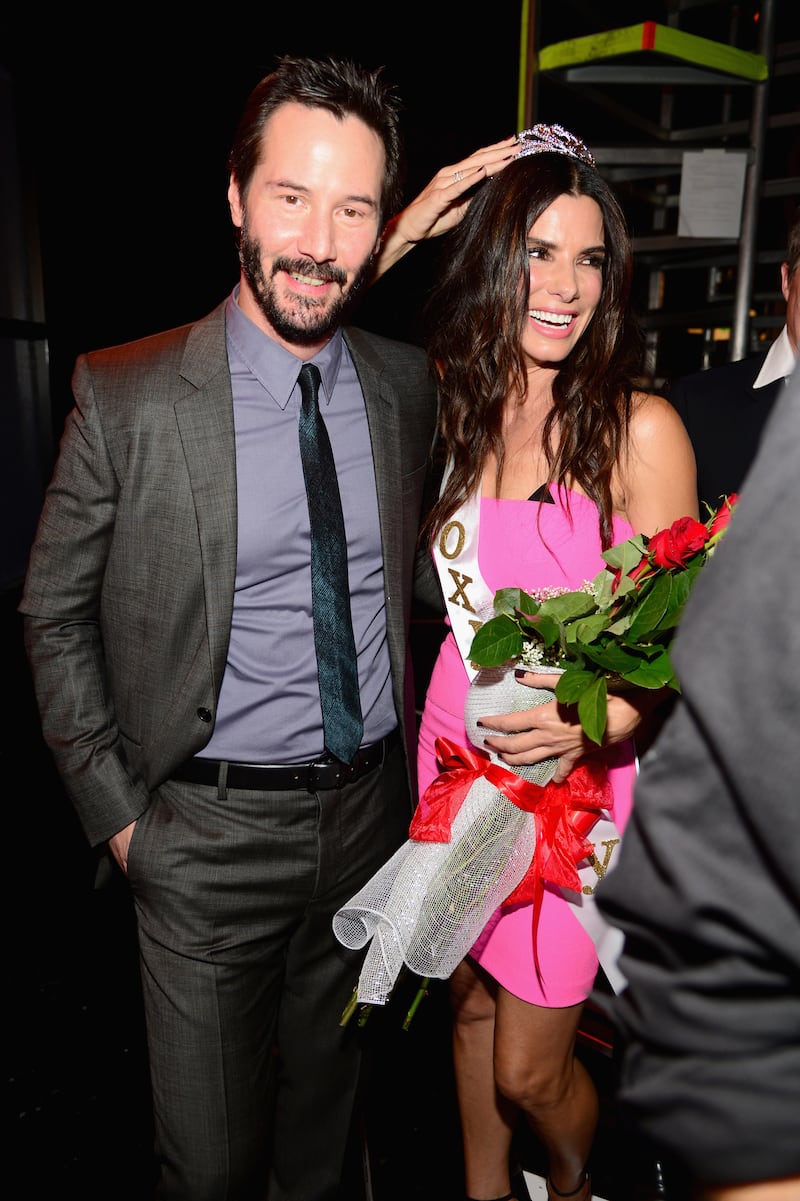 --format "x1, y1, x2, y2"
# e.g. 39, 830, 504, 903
20, 56, 439, 1201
